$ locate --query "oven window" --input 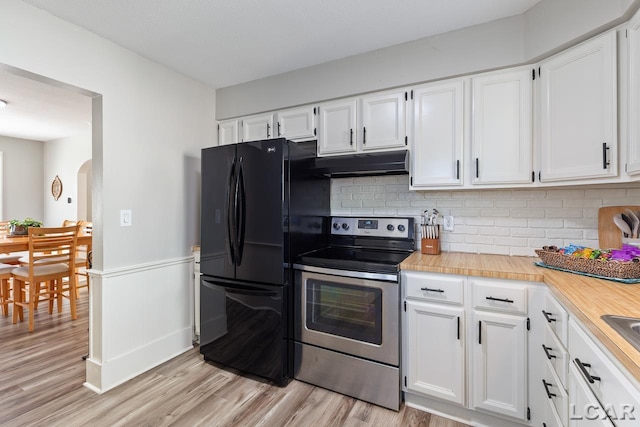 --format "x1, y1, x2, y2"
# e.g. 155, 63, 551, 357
306, 278, 382, 345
